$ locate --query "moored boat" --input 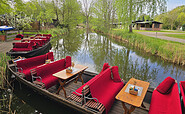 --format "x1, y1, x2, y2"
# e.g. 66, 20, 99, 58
7, 53, 154, 114
6, 34, 52, 58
